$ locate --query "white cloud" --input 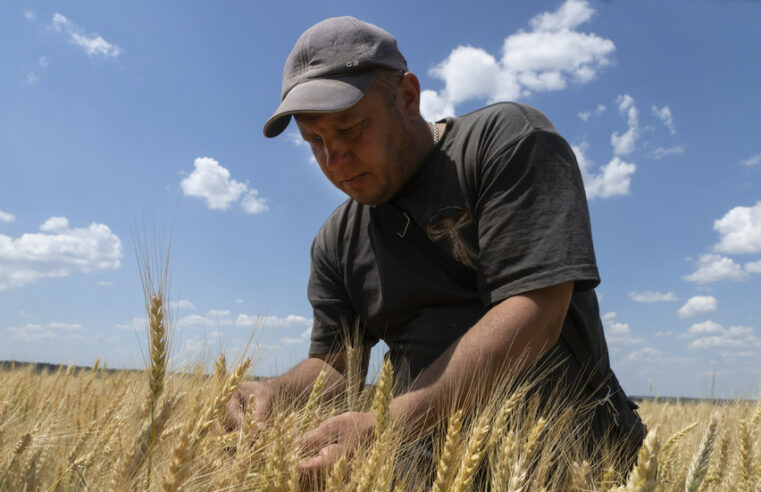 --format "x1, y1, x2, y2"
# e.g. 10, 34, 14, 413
236, 314, 312, 330
280, 327, 312, 346
51, 13, 121, 58
578, 104, 606, 121
602, 312, 644, 346
24, 73, 39, 86
170, 299, 195, 310
0, 210, 16, 223
629, 290, 678, 303
740, 153, 761, 167
207, 309, 231, 317
686, 323, 760, 350
24, 10, 35, 20
623, 347, 661, 363
651, 105, 676, 134
7, 322, 85, 342
713, 201, 761, 254
651, 145, 685, 160
573, 143, 636, 199
420, 0, 614, 120
683, 320, 723, 337
96, 280, 113, 287
181, 157, 249, 211
177, 313, 232, 329
746, 260, 761, 274
611, 94, 639, 156
678, 295, 717, 318
0, 217, 123, 290
240, 190, 268, 214
684, 254, 748, 283
39, 56, 49, 69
